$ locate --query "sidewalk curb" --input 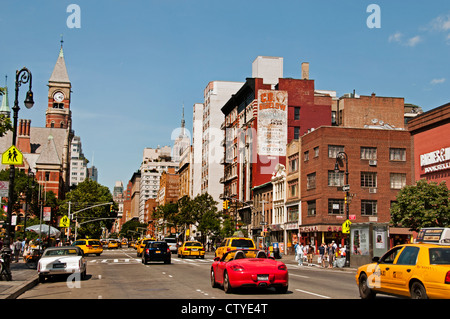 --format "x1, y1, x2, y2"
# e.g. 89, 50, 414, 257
0, 276, 39, 299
